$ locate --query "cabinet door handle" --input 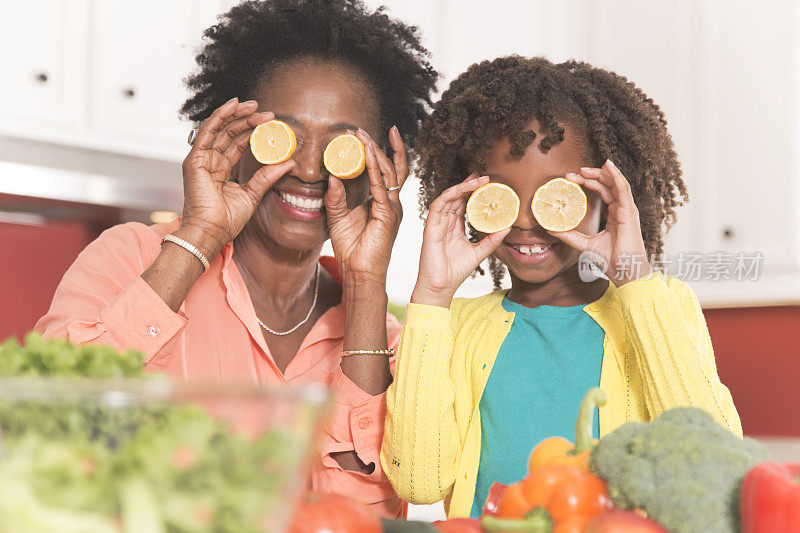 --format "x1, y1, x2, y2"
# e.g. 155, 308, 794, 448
123, 87, 136, 99
34, 72, 49, 83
